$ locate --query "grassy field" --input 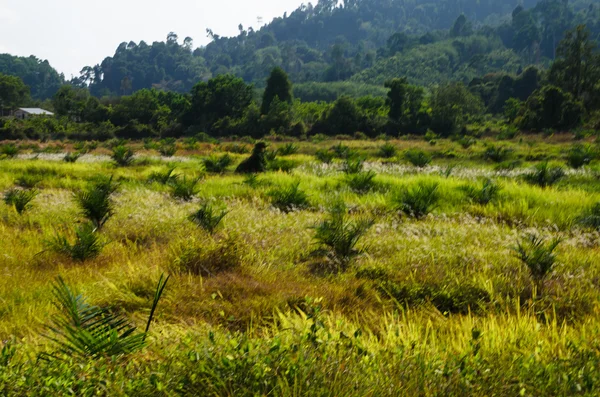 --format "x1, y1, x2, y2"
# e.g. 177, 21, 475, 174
1, 135, 600, 396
